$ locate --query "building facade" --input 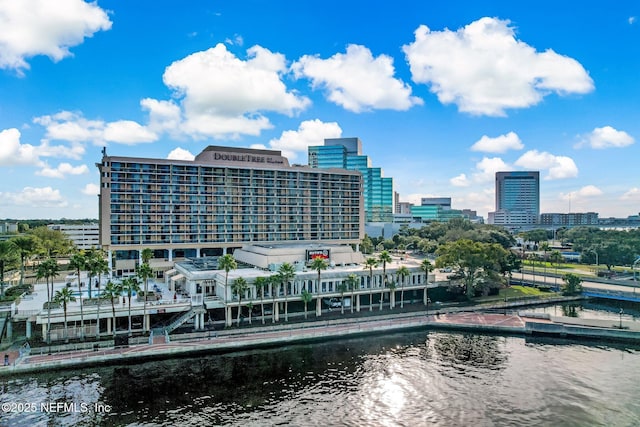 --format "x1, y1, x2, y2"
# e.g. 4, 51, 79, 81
47, 223, 100, 250
98, 146, 364, 275
489, 171, 540, 228
309, 137, 393, 223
